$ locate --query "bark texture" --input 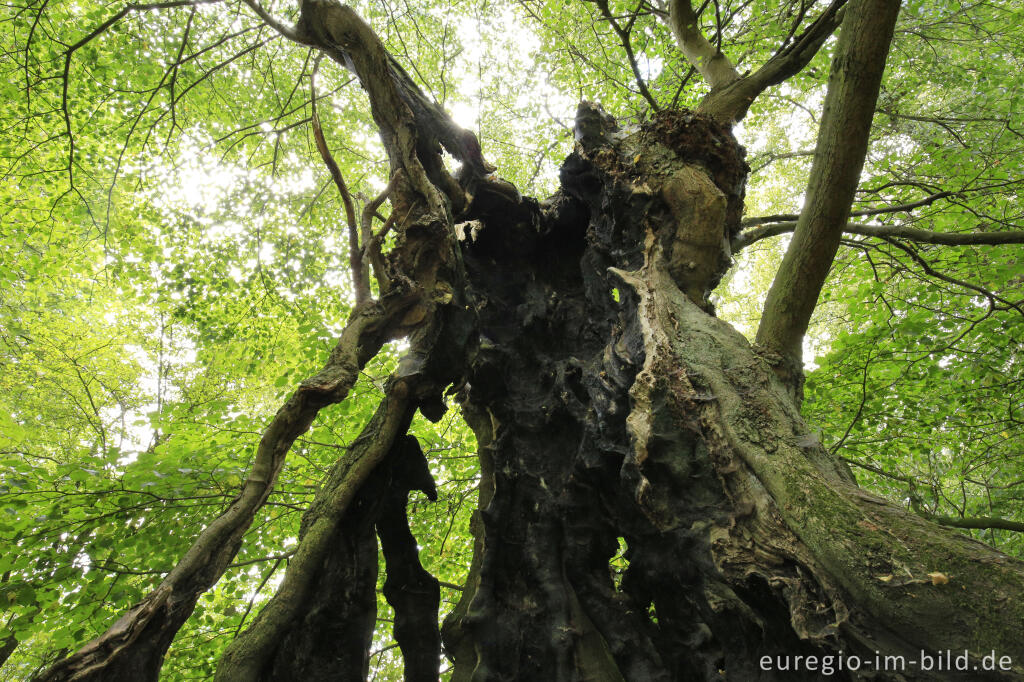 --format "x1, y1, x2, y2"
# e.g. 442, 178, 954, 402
441, 104, 1024, 681
256, 433, 439, 682
37, 2, 1024, 681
